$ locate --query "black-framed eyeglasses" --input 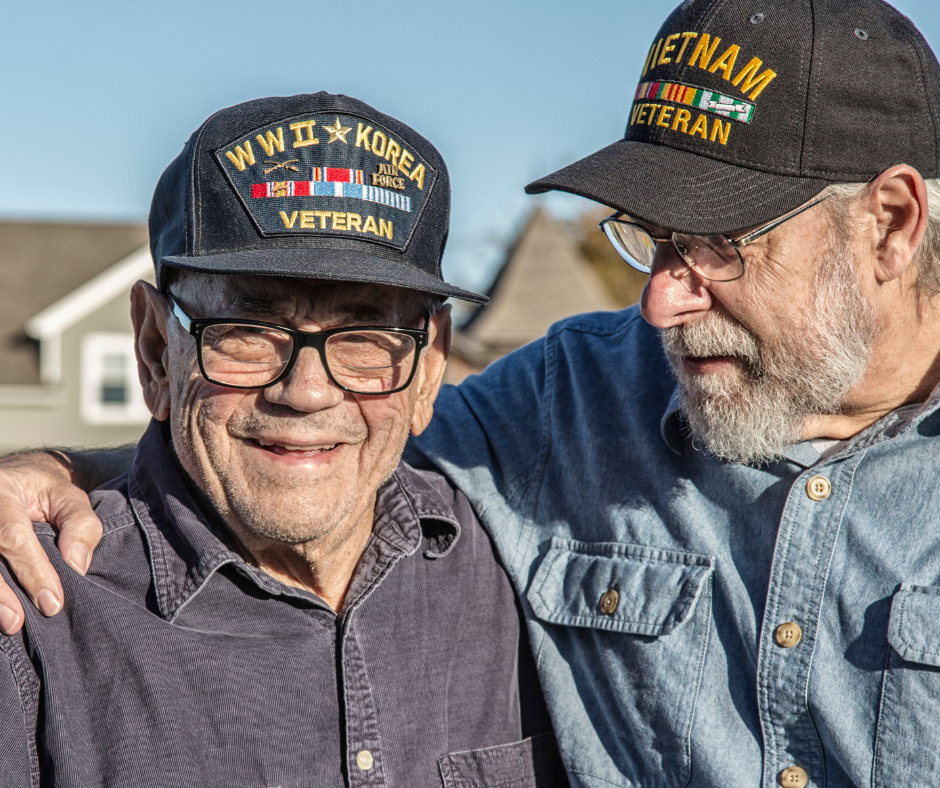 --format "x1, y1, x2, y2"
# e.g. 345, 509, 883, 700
169, 296, 430, 395
598, 193, 830, 282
